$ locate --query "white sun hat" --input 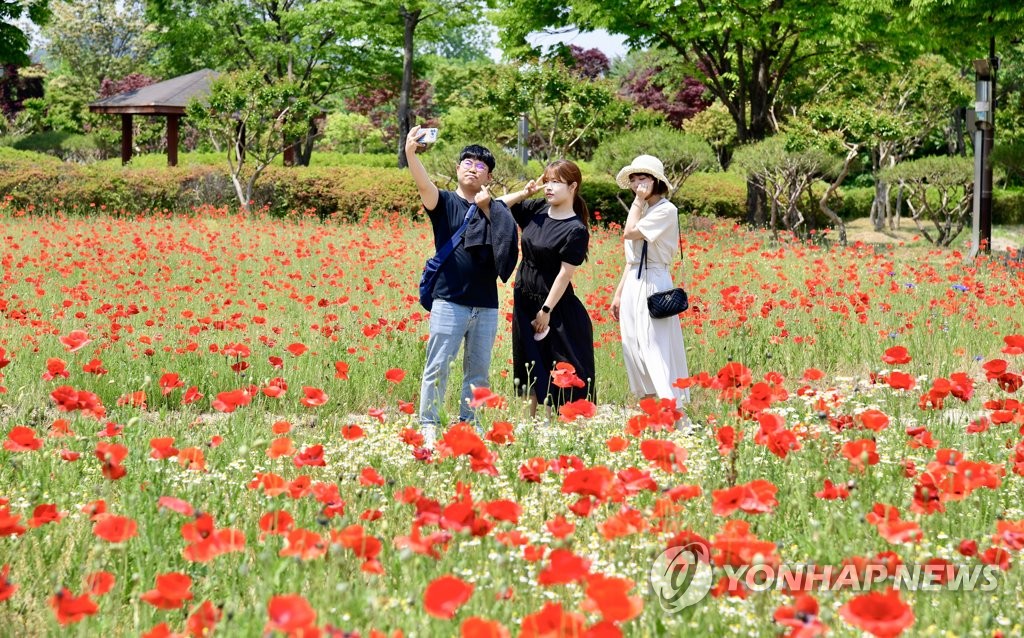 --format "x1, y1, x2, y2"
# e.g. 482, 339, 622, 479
615, 154, 674, 191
